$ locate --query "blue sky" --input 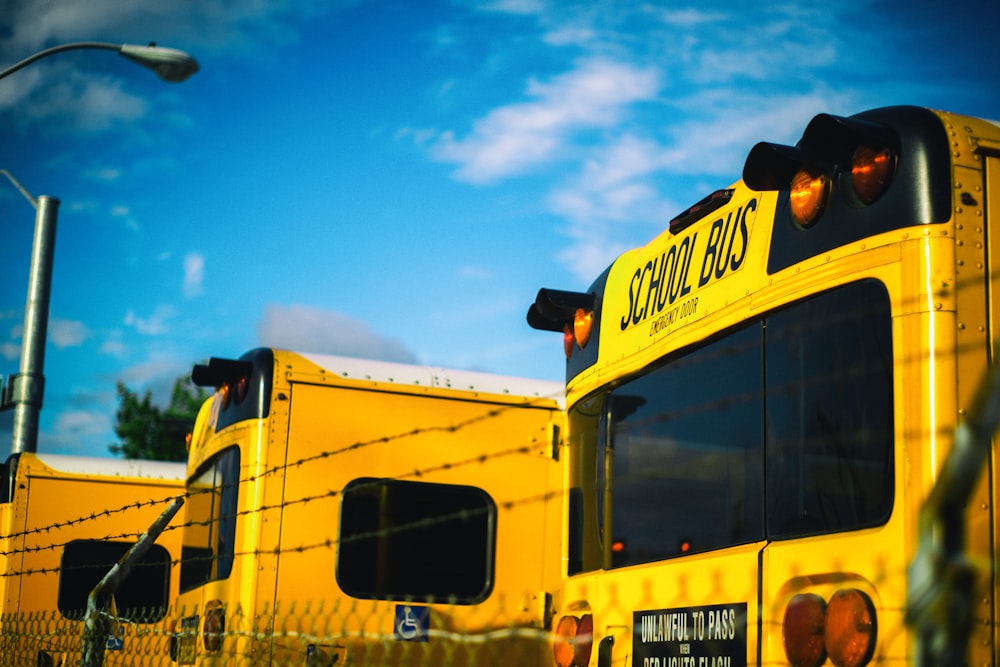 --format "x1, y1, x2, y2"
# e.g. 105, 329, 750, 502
1, 0, 998, 457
